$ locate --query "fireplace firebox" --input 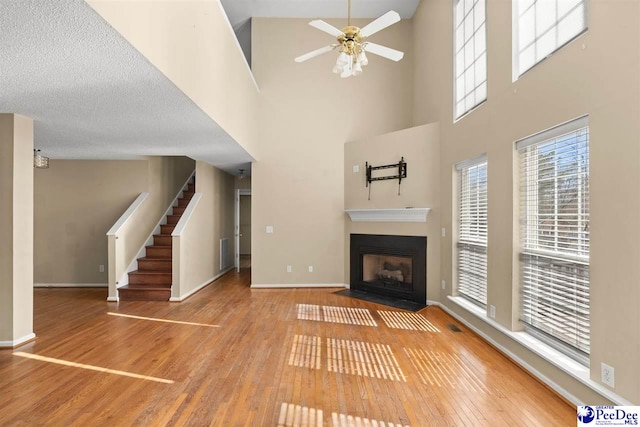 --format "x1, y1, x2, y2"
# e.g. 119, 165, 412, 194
350, 234, 426, 304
